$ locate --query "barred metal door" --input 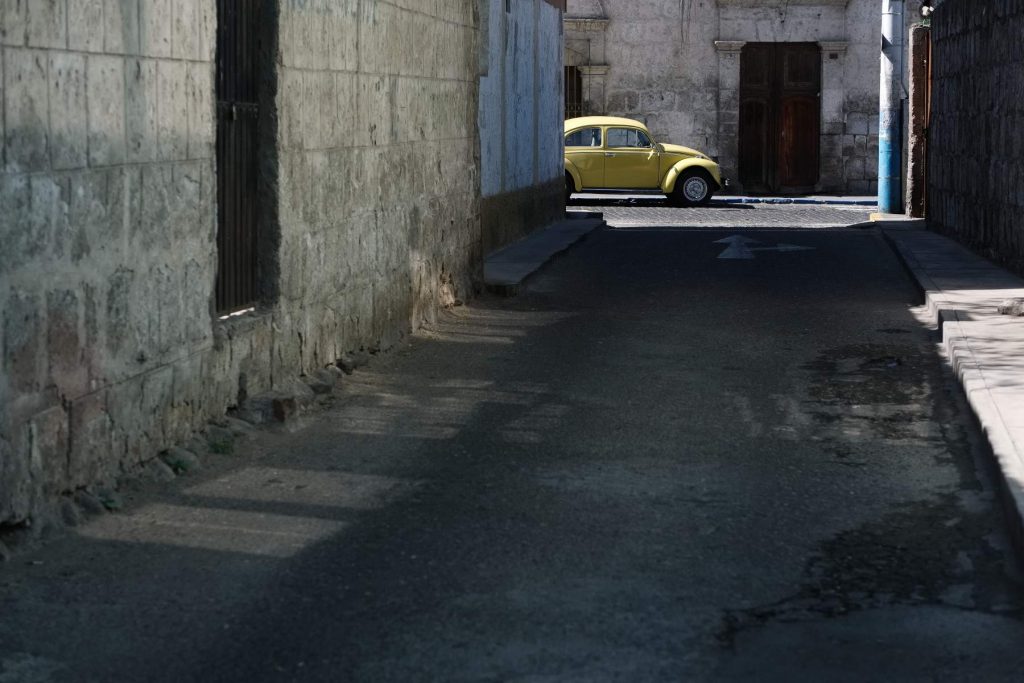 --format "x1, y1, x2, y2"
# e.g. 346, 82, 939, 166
215, 0, 261, 314
565, 66, 583, 119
